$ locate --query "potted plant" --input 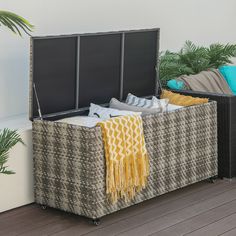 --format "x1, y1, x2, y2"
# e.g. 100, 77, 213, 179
159, 41, 236, 87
